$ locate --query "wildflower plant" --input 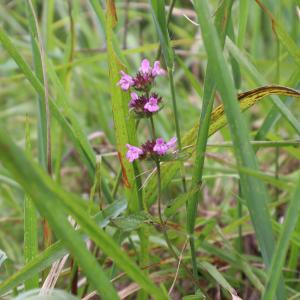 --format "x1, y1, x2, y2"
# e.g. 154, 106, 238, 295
118, 59, 188, 278
118, 59, 177, 163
